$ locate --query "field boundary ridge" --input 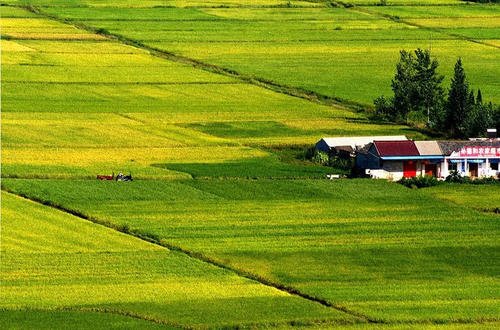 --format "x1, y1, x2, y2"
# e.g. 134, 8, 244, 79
1, 188, 377, 325
14, 4, 368, 113
351, 5, 500, 50
4, 188, 499, 327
